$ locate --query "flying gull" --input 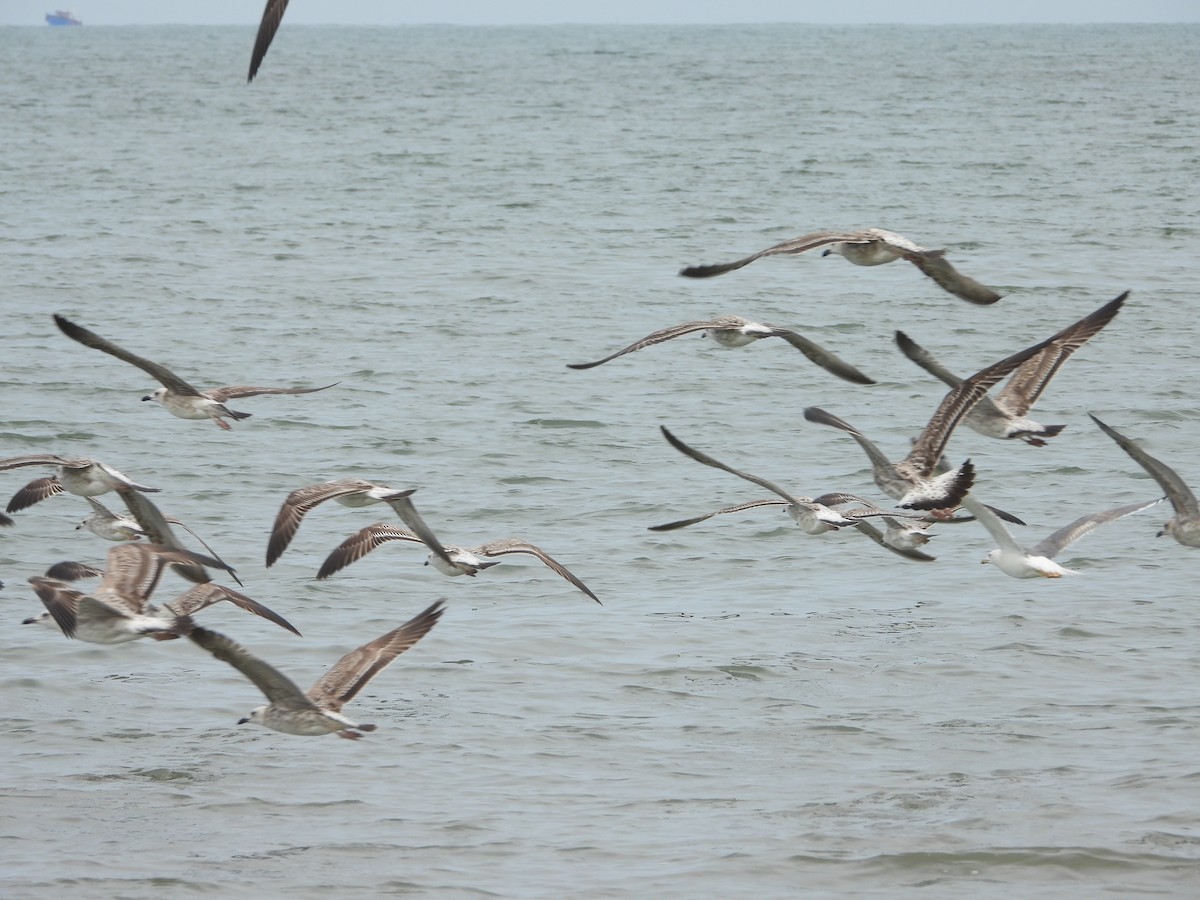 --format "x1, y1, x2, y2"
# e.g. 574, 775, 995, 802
1, 454, 158, 515
895, 291, 1128, 445
316, 498, 600, 602
248, 0, 289, 82
802, 328, 1062, 512
961, 494, 1163, 578
1090, 415, 1200, 548
266, 479, 419, 567
189, 599, 443, 739
680, 228, 1003, 305
25, 543, 299, 640
567, 316, 875, 384
53, 314, 336, 430
657, 426, 936, 561
77, 496, 236, 574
